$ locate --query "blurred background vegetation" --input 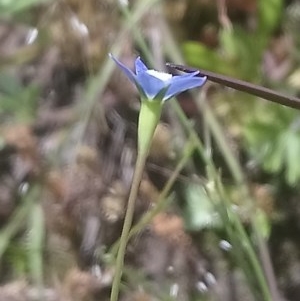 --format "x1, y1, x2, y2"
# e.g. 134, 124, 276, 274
1, 0, 300, 300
